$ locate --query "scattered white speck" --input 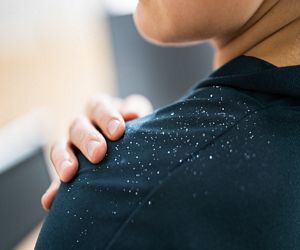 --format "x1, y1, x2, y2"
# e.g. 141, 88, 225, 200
244, 153, 251, 160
